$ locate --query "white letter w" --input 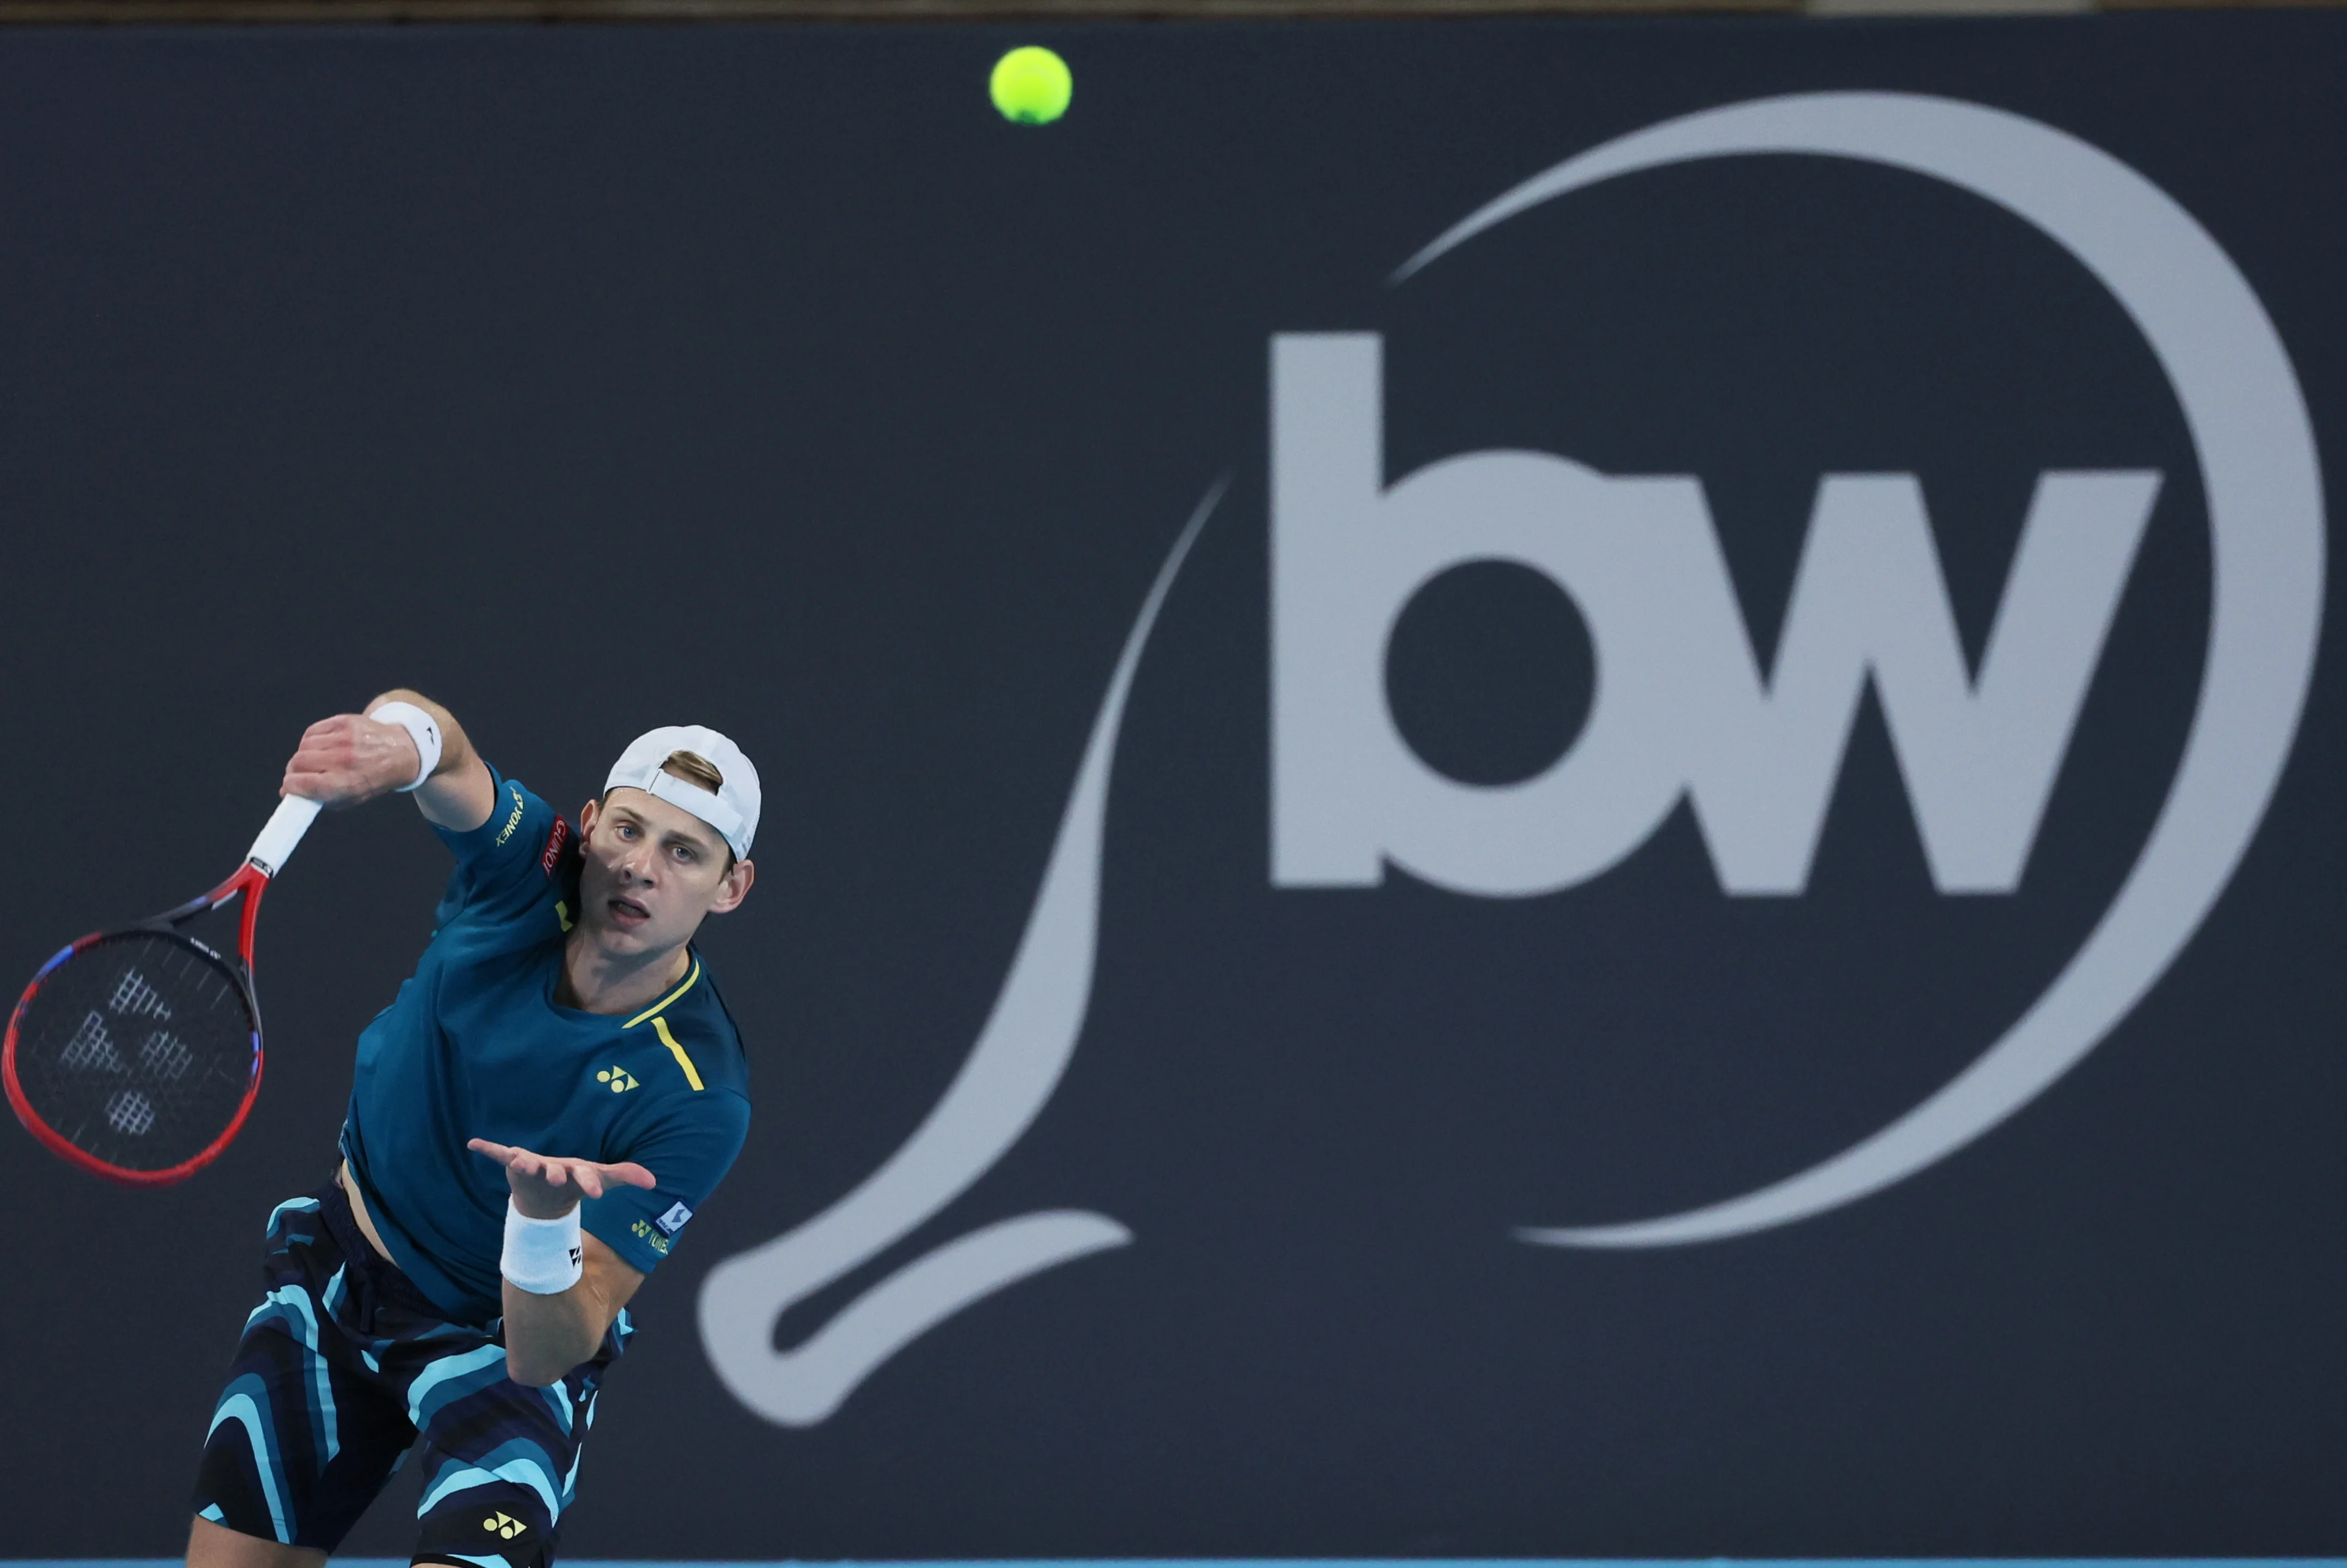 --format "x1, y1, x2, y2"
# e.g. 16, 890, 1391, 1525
1682, 471, 2160, 895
